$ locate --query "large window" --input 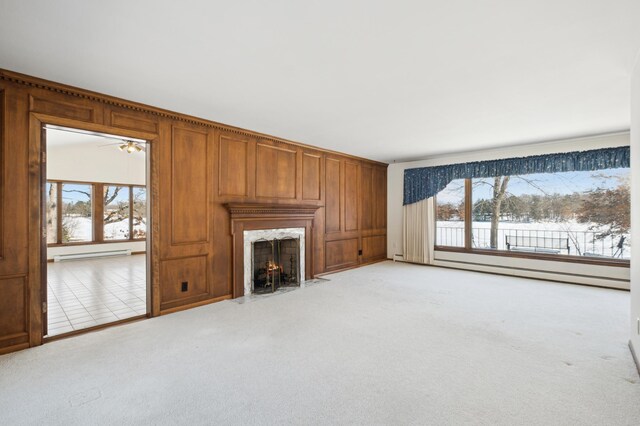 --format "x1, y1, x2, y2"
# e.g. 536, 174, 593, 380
47, 181, 146, 245
435, 168, 630, 263
435, 179, 466, 247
